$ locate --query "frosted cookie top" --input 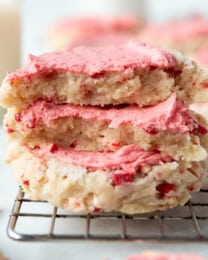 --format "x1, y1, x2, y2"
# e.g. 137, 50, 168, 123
37, 144, 170, 173
20, 94, 196, 134
1, 40, 208, 109
140, 17, 208, 43
7, 41, 176, 81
